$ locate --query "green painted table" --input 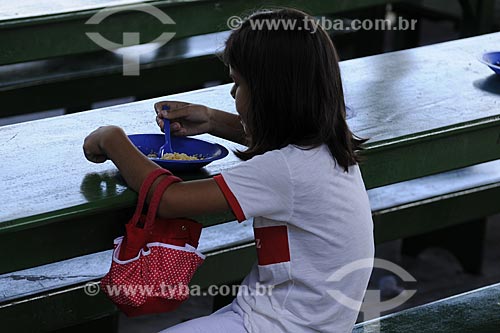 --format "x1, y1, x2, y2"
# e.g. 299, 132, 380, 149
1, 32, 500, 275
